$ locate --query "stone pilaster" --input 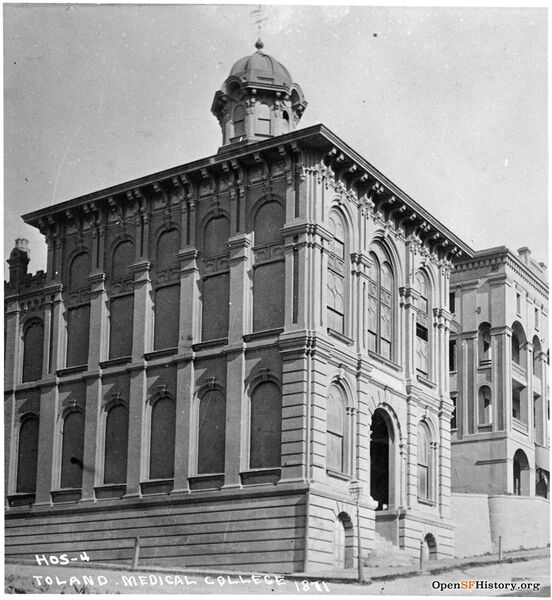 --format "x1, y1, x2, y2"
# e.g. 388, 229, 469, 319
125, 366, 147, 498
173, 357, 193, 494
34, 382, 58, 506
130, 260, 152, 359
4, 297, 20, 388
177, 248, 201, 352
87, 273, 108, 367
81, 375, 101, 502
